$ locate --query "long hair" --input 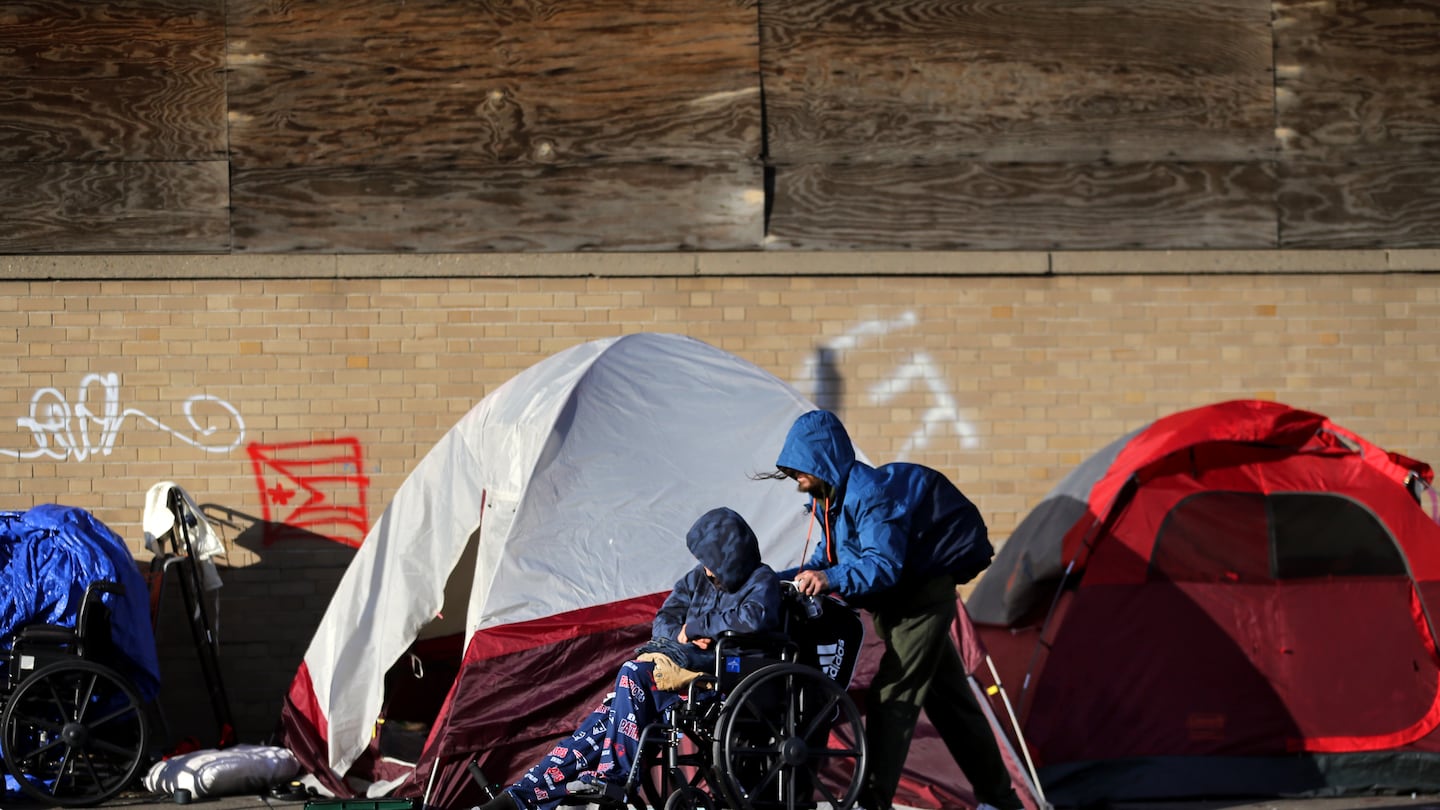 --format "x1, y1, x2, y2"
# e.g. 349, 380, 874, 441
750, 466, 835, 500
